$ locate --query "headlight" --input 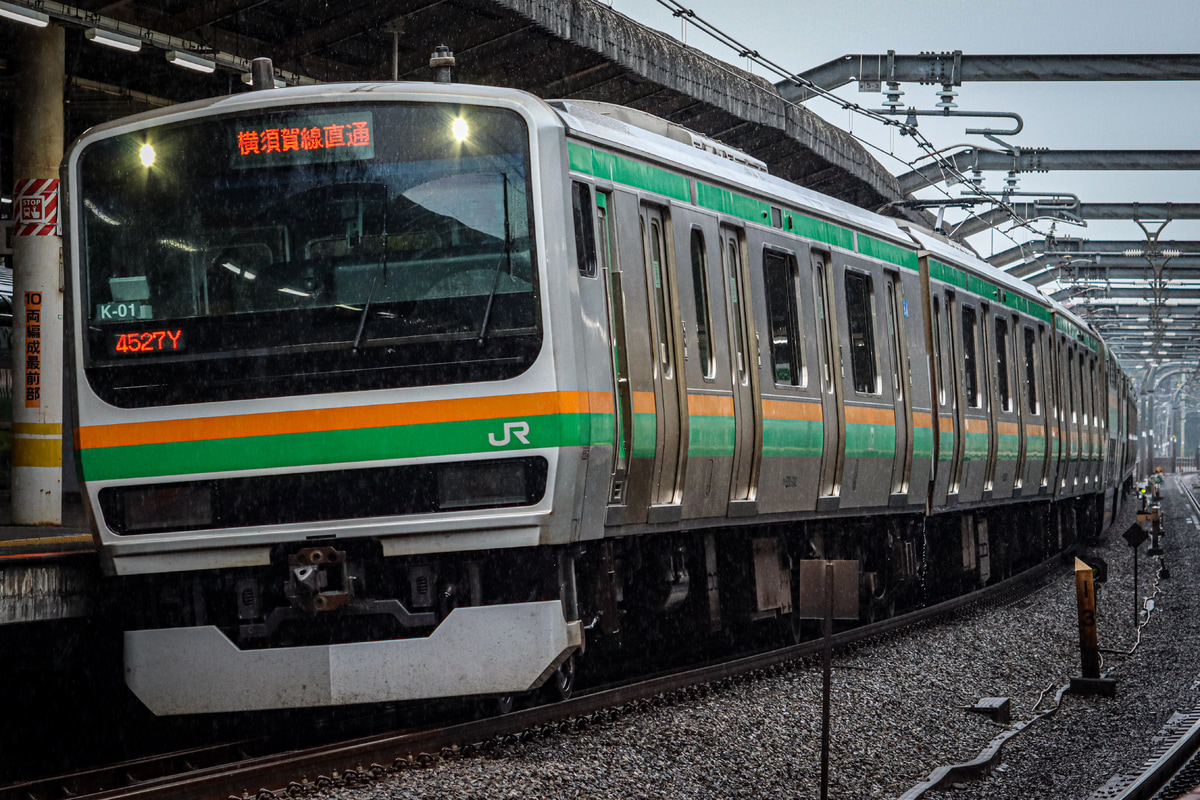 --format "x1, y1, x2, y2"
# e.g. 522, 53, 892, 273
123, 485, 213, 533
438, 461, 528, 510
